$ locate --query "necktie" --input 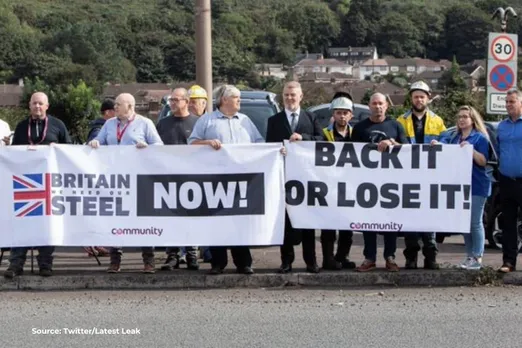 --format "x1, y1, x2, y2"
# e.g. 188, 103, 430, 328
290, 113, 297, 132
